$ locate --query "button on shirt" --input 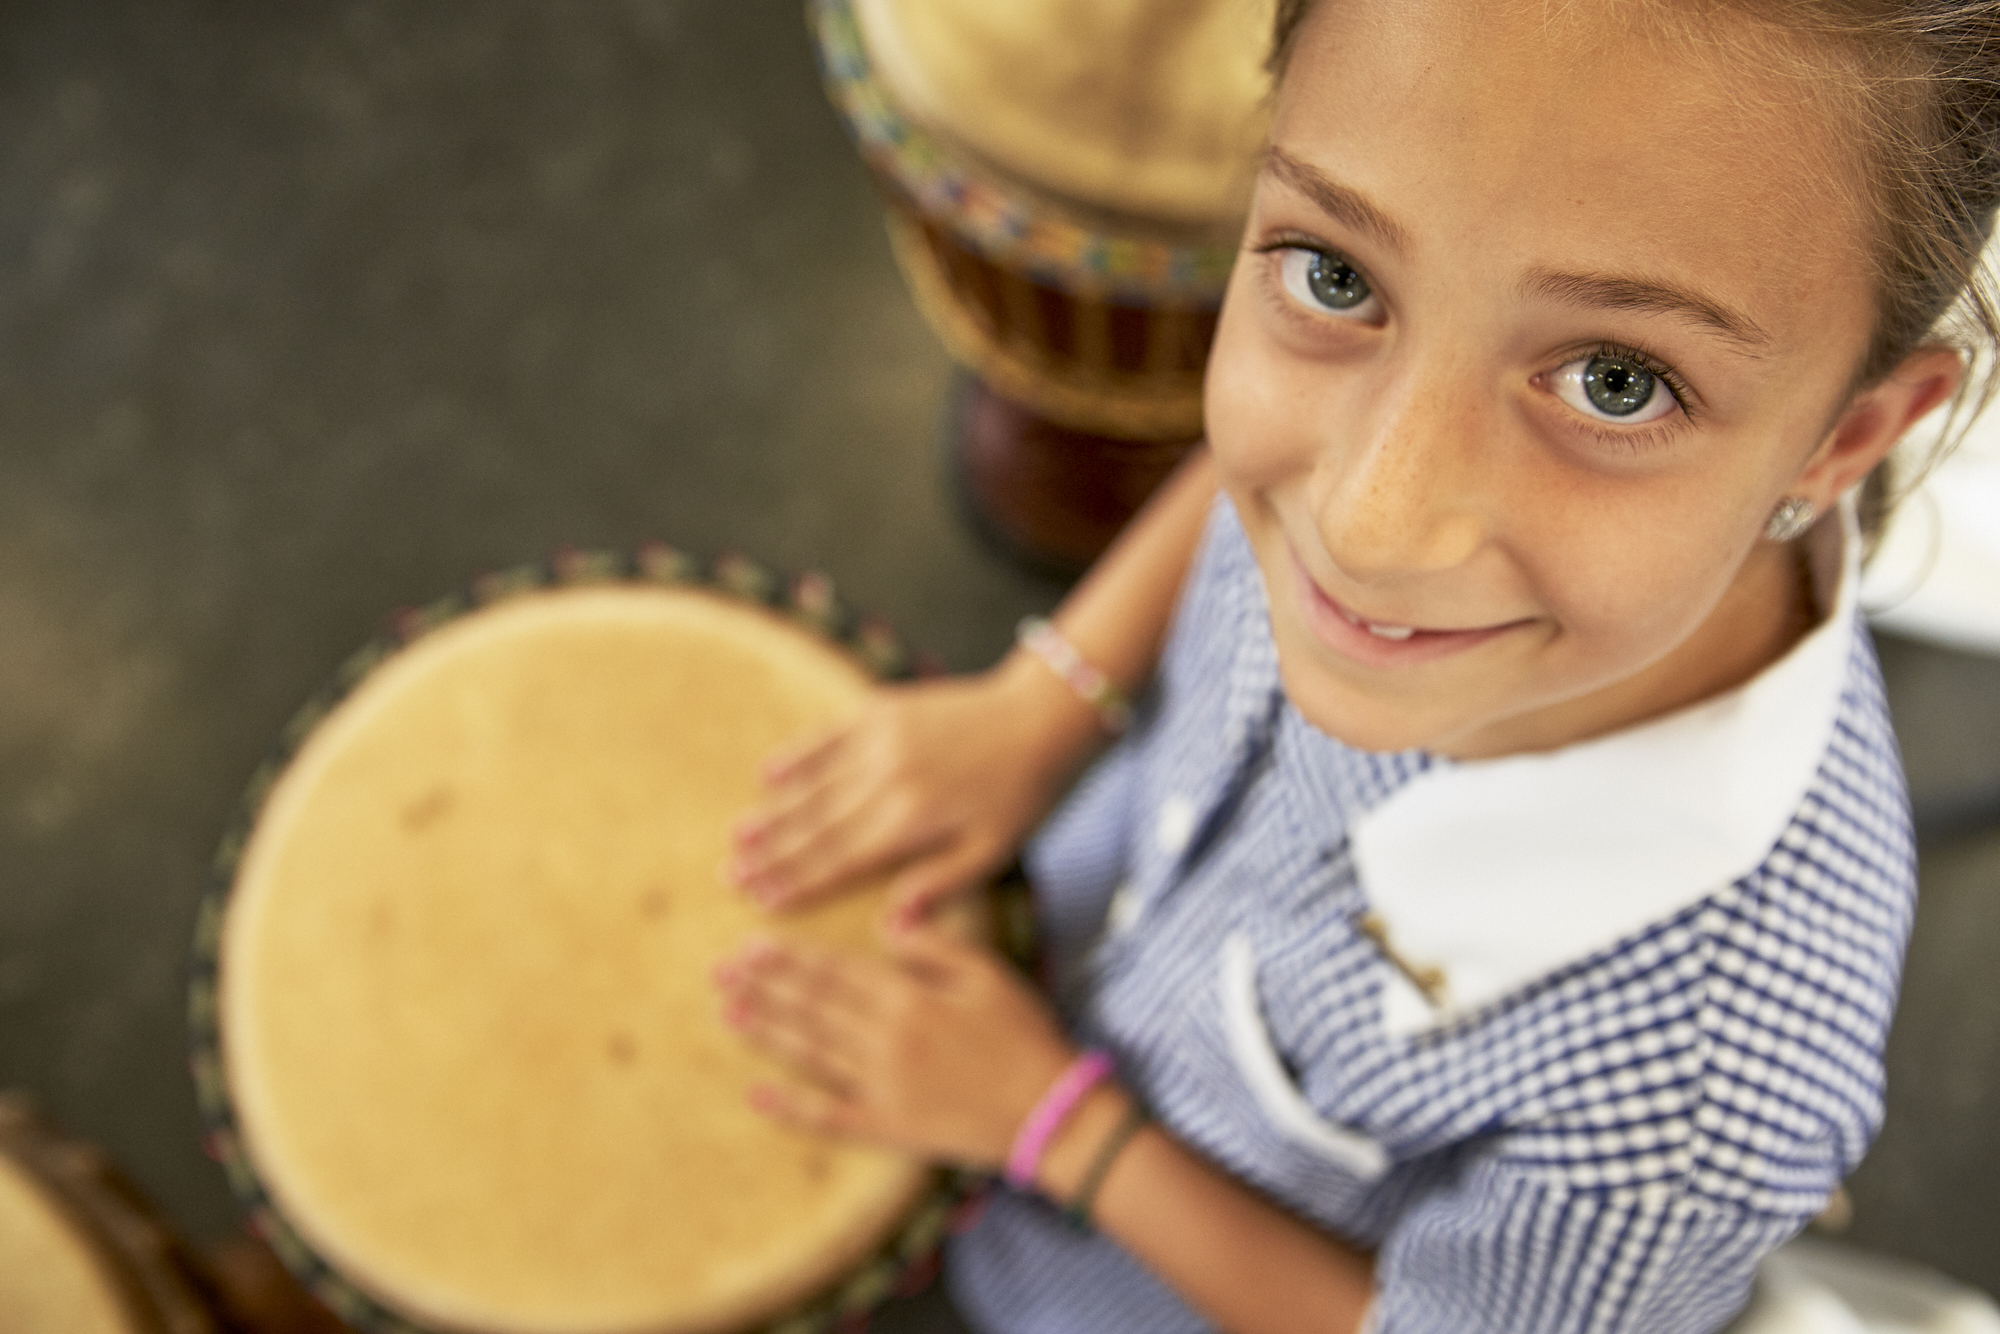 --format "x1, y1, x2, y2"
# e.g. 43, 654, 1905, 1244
948, 500, 1914, 1334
